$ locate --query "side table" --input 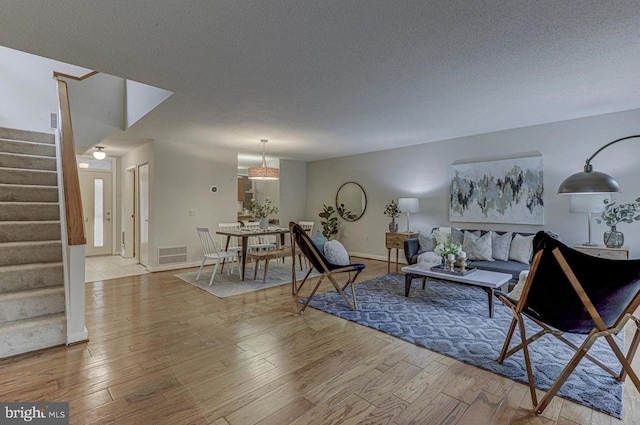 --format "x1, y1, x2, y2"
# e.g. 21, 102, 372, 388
386, 232, 418, 273
572, 244, 629, 260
